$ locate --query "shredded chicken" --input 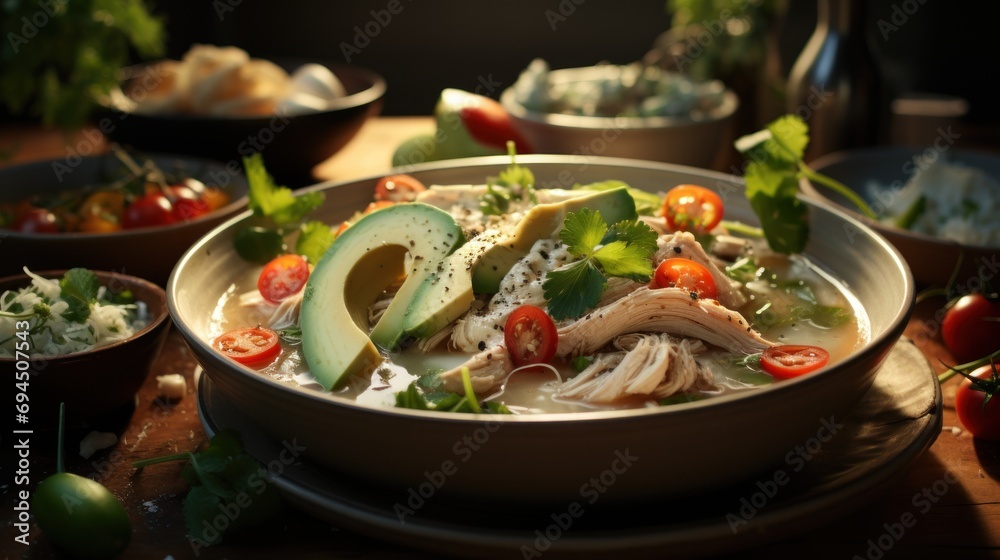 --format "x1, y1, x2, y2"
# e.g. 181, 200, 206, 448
439, 344, 513, 395
440, 286, 770, 395
711, 234, 749, 261
654, 231, 747, 308
556, 334, 716, 403
238, 290, 303, 330
557, 286, 772, 358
